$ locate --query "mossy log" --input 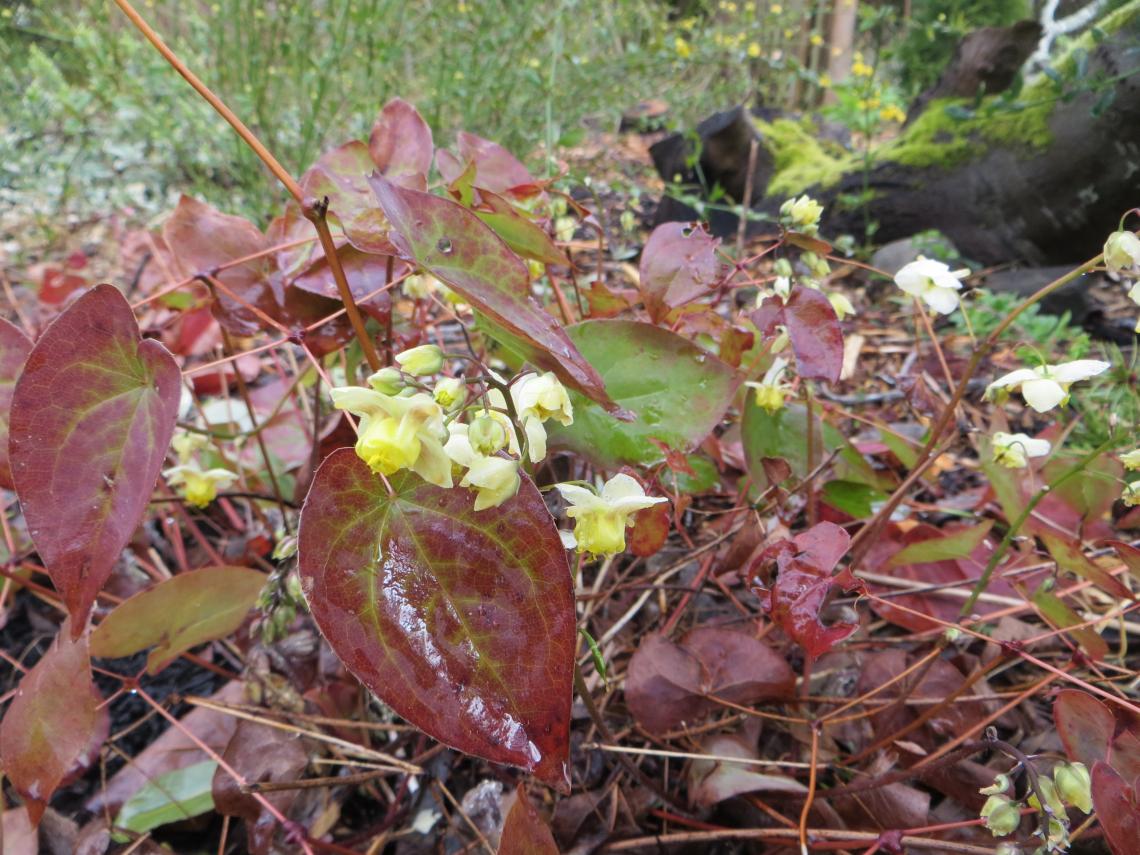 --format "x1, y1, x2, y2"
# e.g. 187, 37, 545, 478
650, 1, 1140, 266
